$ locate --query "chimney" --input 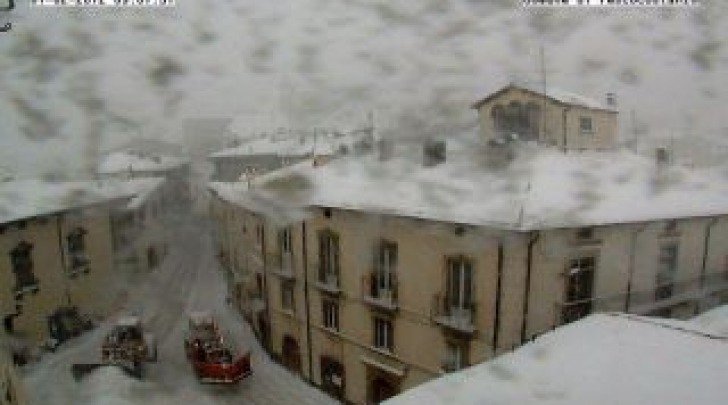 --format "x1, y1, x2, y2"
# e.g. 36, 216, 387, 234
423, 139, 446, 167
606, 92, 617, 108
